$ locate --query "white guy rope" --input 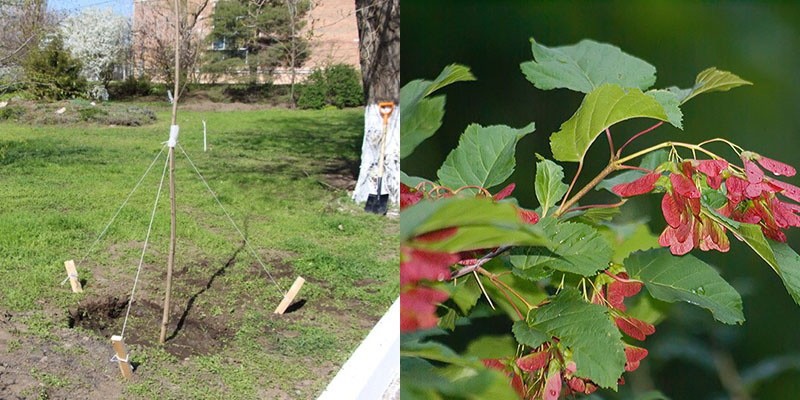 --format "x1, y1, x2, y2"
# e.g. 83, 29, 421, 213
75, 146, 167, 269
120, 152, 170, 339
177, 143, 286, 295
